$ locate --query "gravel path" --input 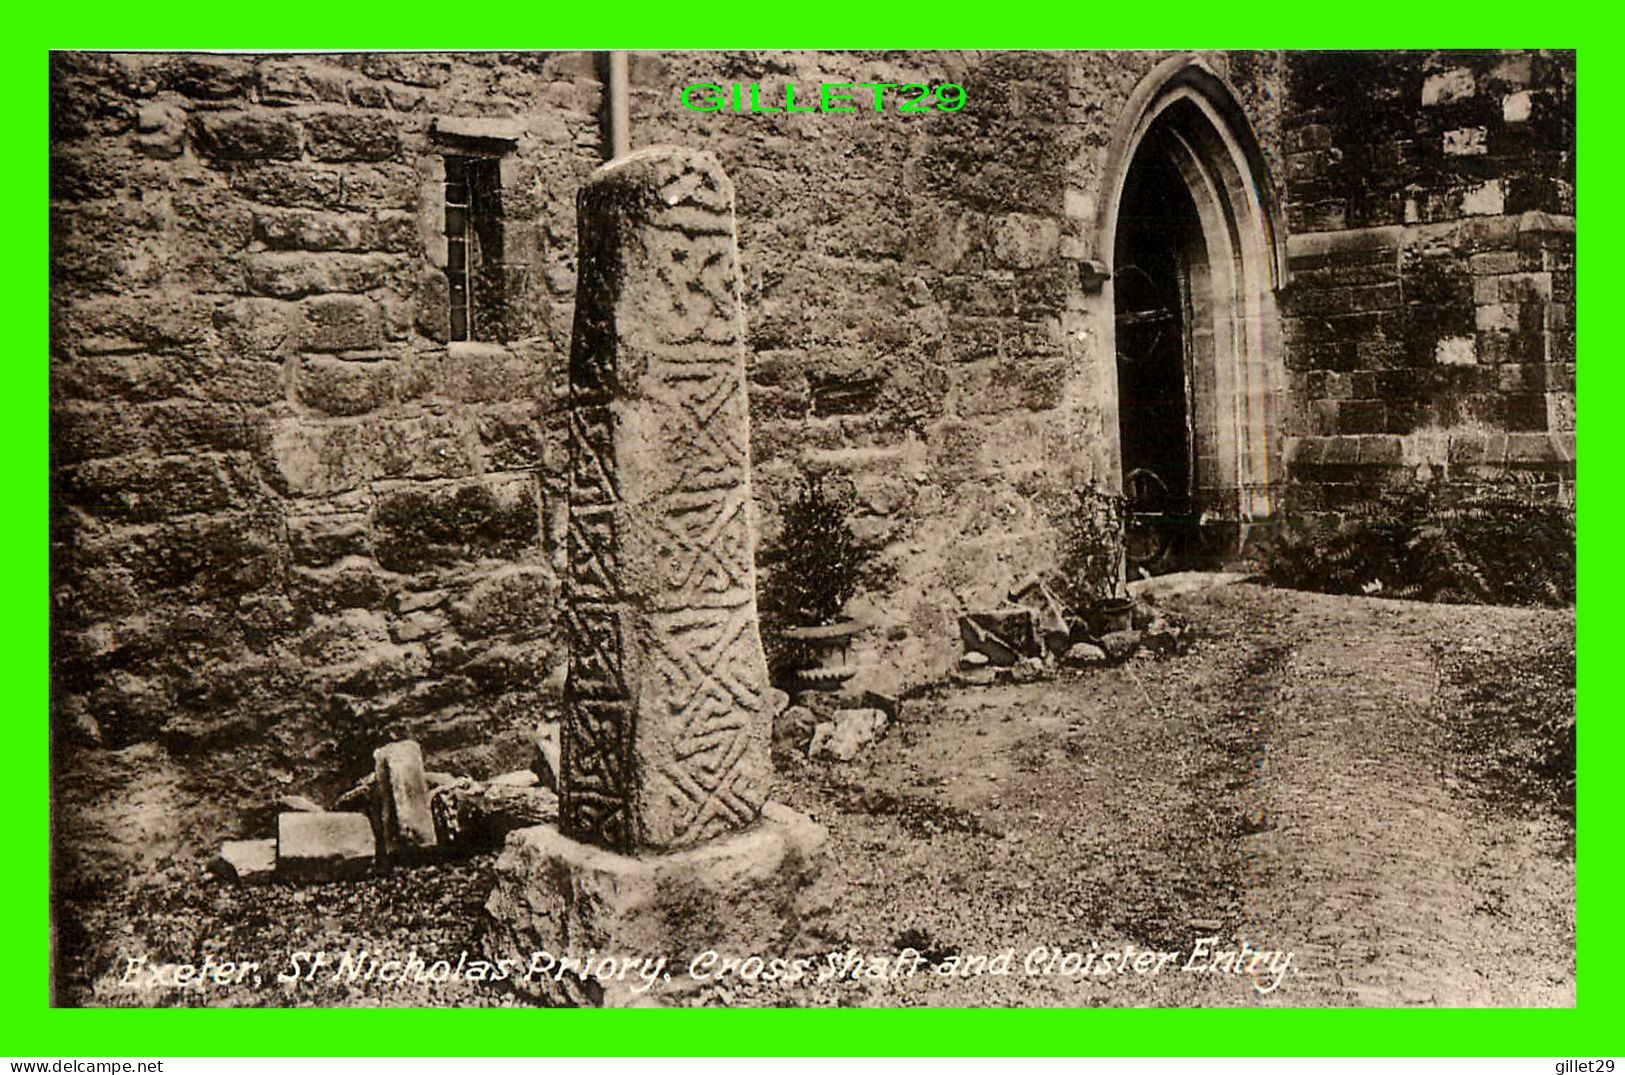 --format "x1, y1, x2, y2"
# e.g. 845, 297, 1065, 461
53, 582, 1574, 1008
761, 582, 1574, 1008
1231, 589, 1573, 1006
